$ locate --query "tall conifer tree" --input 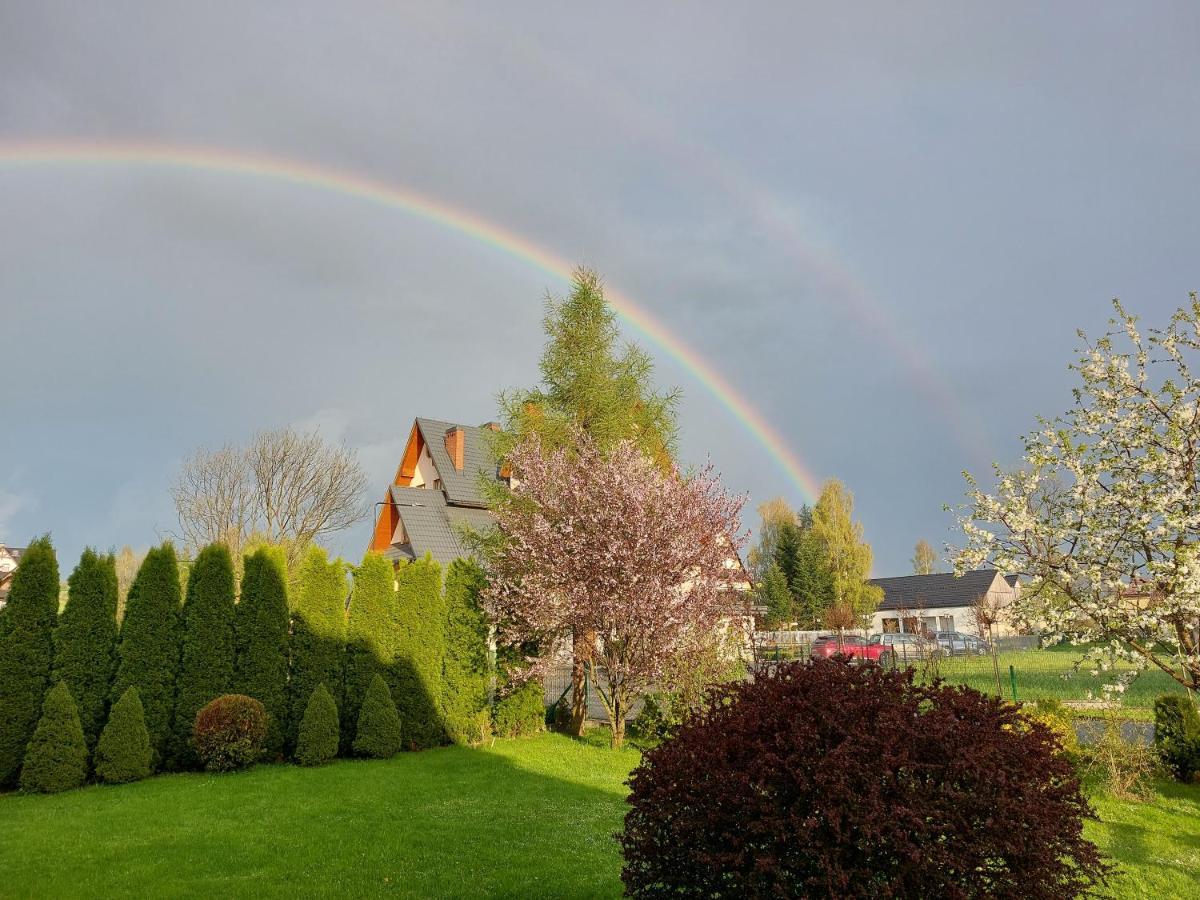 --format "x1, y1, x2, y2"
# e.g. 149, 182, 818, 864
0, 536, 59, 786
392, 556, 446, 748
343, 551, 396, 751
442, 559, 491, 744
170, 543, 236, 767
235, 547, 290, 758
53, 549, 119, 754
288, 546, 348, 753
110, 543, 182, 767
